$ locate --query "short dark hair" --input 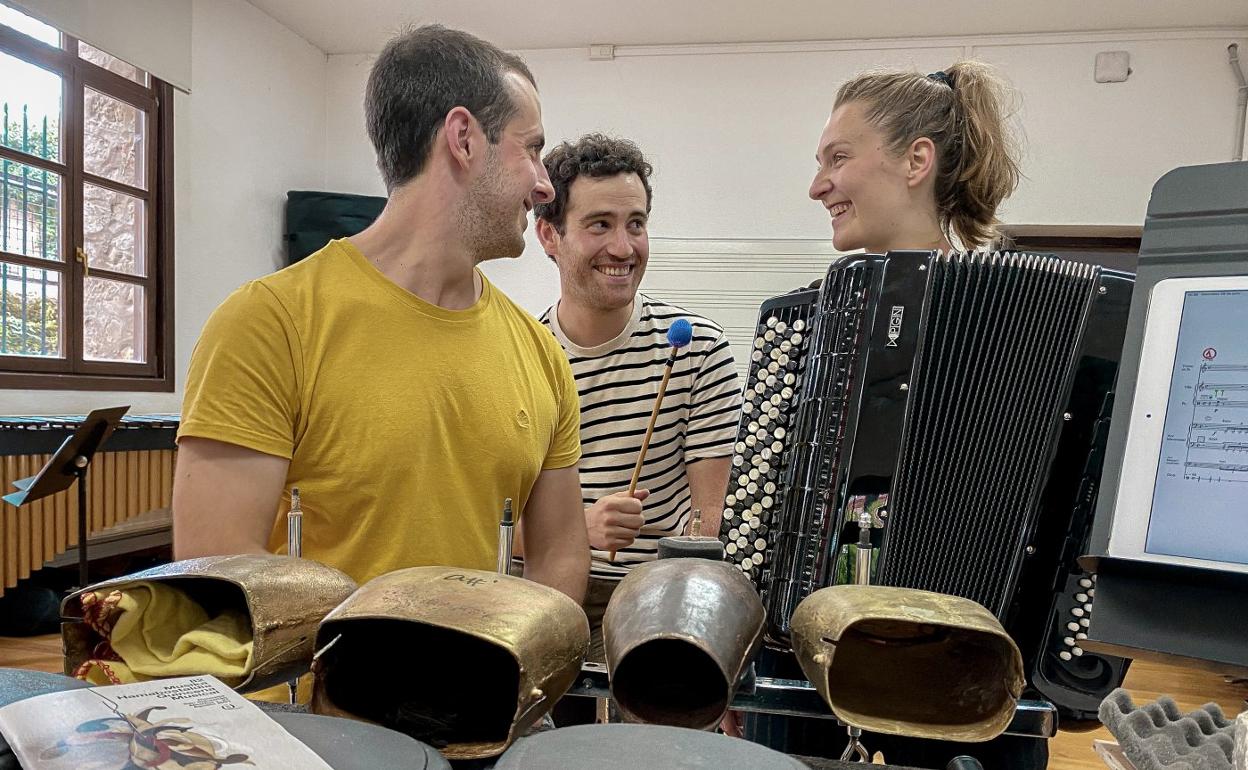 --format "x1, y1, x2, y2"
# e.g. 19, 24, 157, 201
365, 25, 536, 192
535, 134, 654, 233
